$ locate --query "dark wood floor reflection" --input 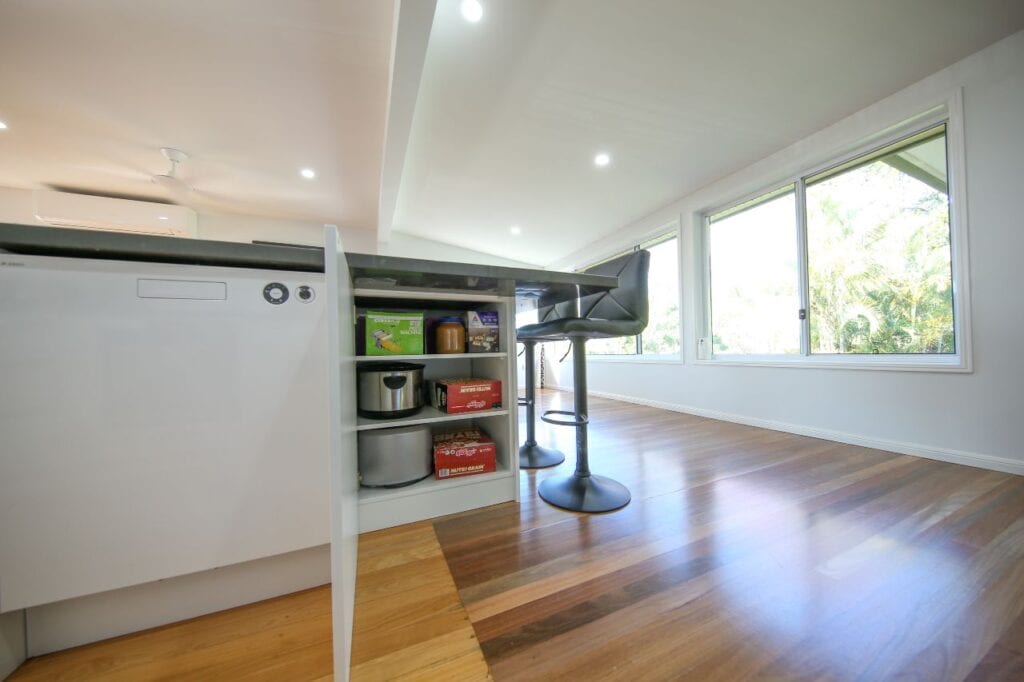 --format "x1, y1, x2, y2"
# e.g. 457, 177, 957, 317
435, 390, 1024, 681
